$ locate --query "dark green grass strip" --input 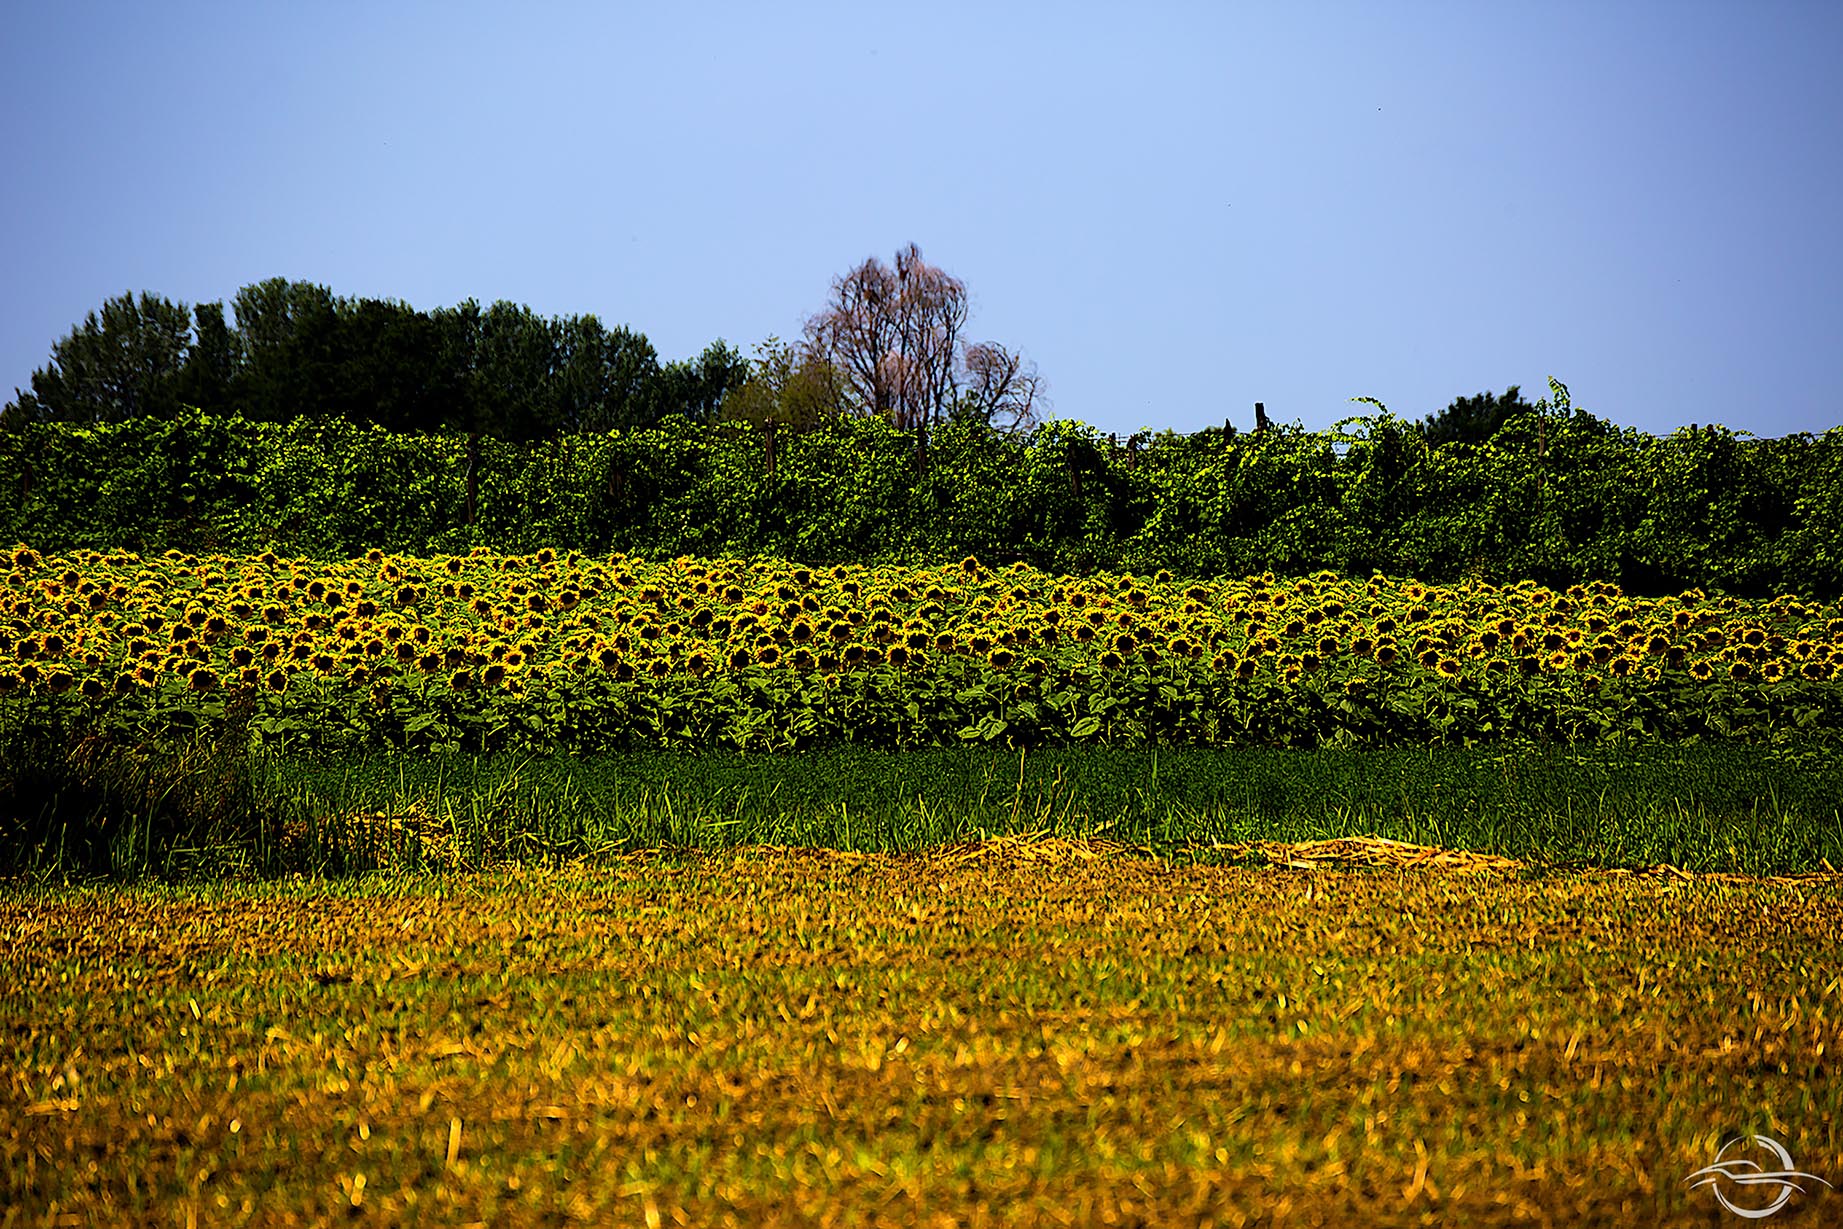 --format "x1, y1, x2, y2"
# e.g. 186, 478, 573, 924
255, 741, 1843, 879
5, 734, 1838, 882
